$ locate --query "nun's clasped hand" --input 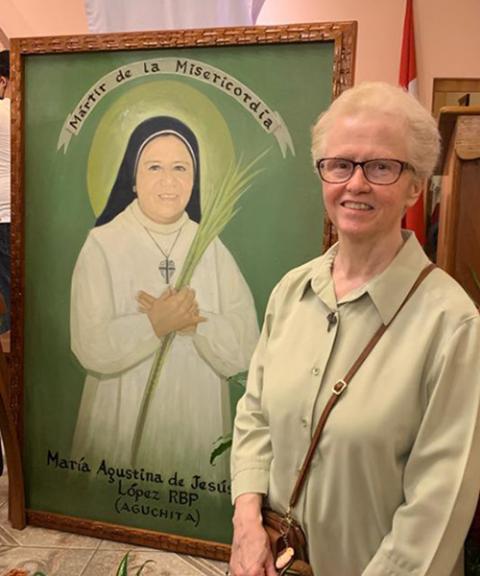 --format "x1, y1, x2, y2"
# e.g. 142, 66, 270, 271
137, 286, 206, 337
